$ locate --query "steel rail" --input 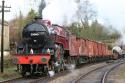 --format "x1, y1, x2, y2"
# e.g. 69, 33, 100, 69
72, 59, 124, 83
0, 77, 22, 83
101, 60, 125, 83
